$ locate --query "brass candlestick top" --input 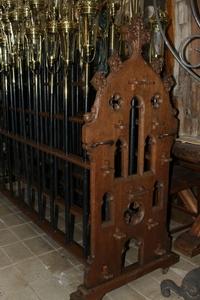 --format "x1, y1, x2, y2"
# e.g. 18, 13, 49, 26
78, 0, 99, 15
